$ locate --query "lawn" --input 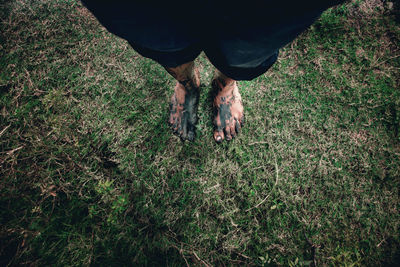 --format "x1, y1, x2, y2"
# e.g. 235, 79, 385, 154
1, 0, 399, 265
